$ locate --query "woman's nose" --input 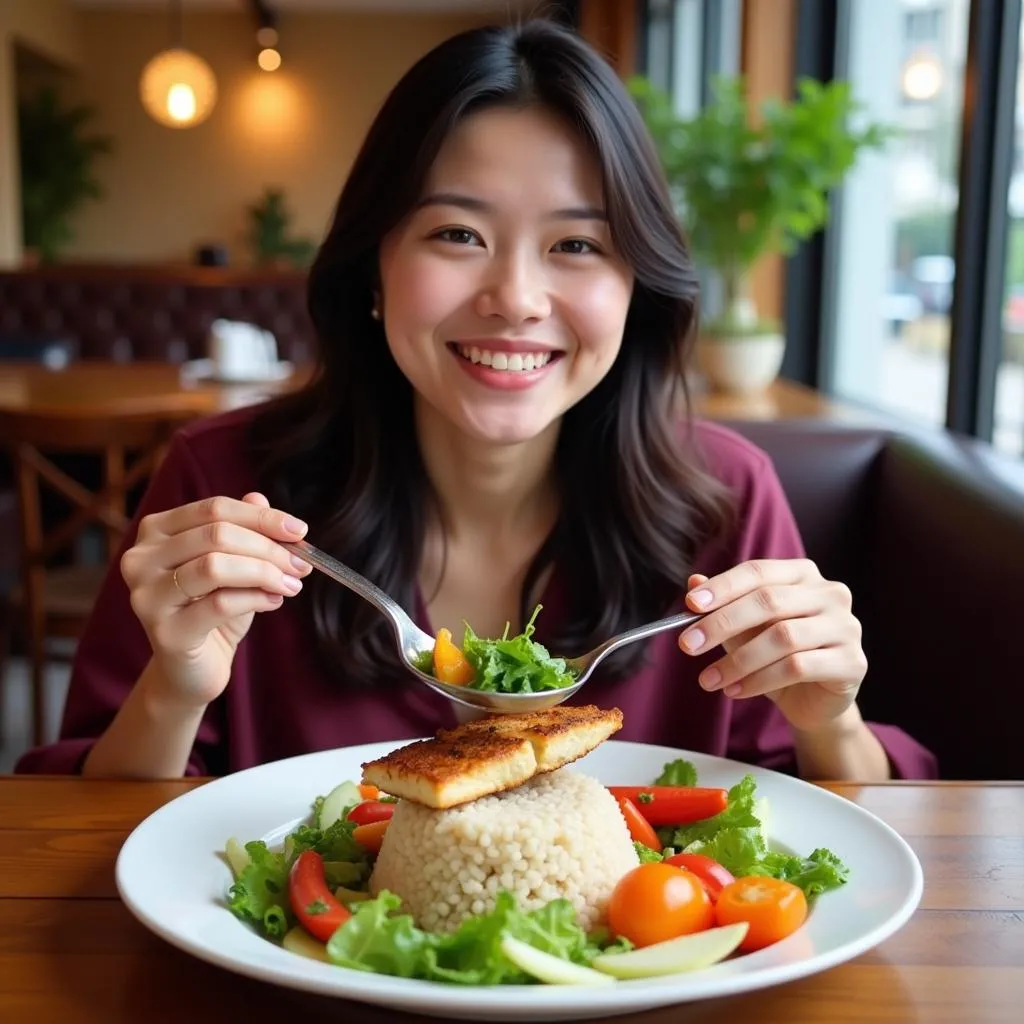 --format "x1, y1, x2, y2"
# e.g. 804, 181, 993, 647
474, 255, 552, 325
